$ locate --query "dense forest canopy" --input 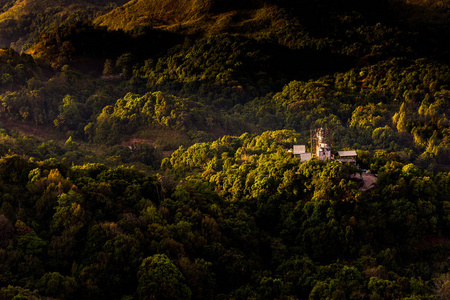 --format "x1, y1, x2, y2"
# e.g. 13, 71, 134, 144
0, 0, 449, 299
